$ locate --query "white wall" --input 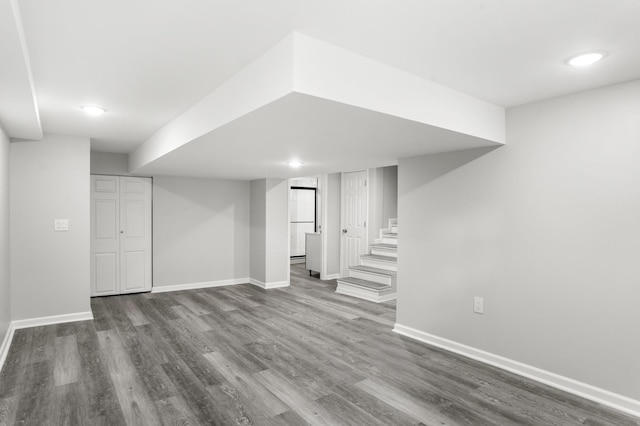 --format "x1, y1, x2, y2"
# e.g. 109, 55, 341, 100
326, 173, 341, 276
290, 177, 317, 188
397, 80, 640, 402
265, 179, 289, 283
382, 165, 398, 225
368, 168, 384, 244
90, 151, 131, 175
10, 134, 91, 320
0, 128, 10, 343
153, 176, 250, 287
250, 179, 267, 283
